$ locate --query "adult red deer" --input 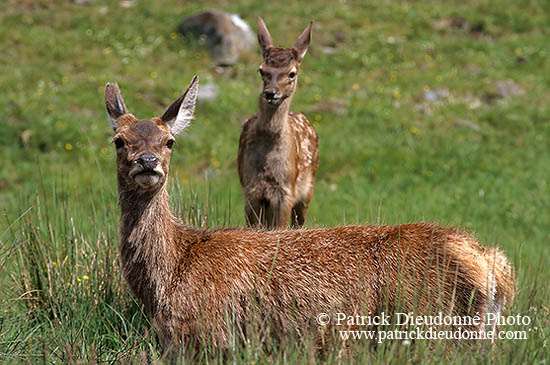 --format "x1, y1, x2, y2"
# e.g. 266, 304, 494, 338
105, 77, 514, 355
238, 17, 319, 229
